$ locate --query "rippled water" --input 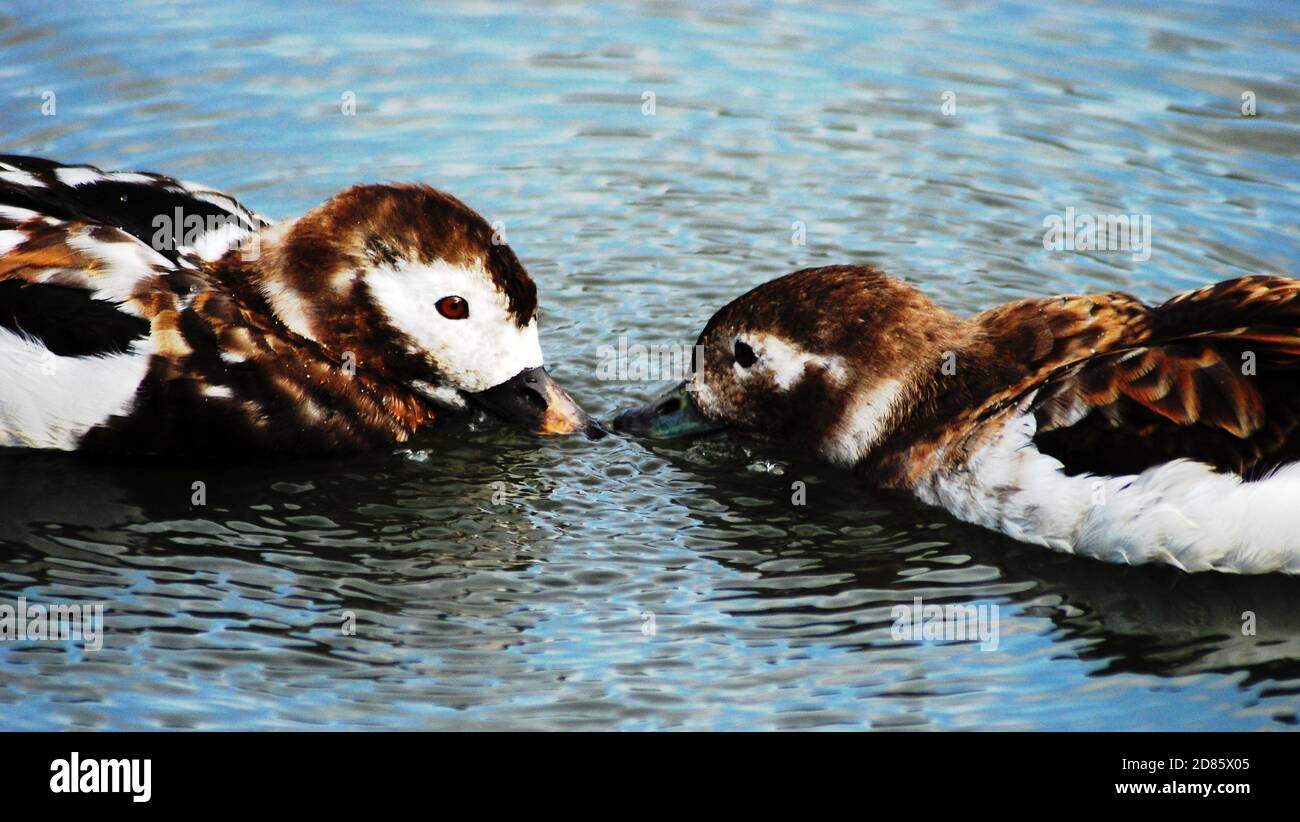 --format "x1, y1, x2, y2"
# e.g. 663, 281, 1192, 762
3, 0, 1300, 730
